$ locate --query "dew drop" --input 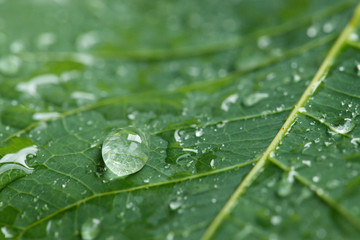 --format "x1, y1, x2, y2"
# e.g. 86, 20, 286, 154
221, 94, 238, 112
1, 226, 15, 239
195, 128, 204, 137
293, 74, 301, 82
331, 118, 355, 134
0, 145, 37, 175
356, 62, 360, 76
210, 159, 215, 169
257, 35, 271, 49
312, 176, 320, 183
37, 32, 56, 49
44, 221, 52, 235
349, 32, 359, 41
174, 129, 182, 142
81, 218, 101, 240
277, 169, 295, 197
302, 160, 311, 167
0, 55, 21, 76
169, 201, 182, 210
16, 74, 59, 96
271, 215, 282, 226
102, 127, 149, 177
166, 232, 175, 240
33, 112, 60, 121
351, 138, 360, 147
77, 31, 99, 50
306, 26, 318, 38
322, 23, 333, 33
243, 93, 269, 107
298, 107, 307, 113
